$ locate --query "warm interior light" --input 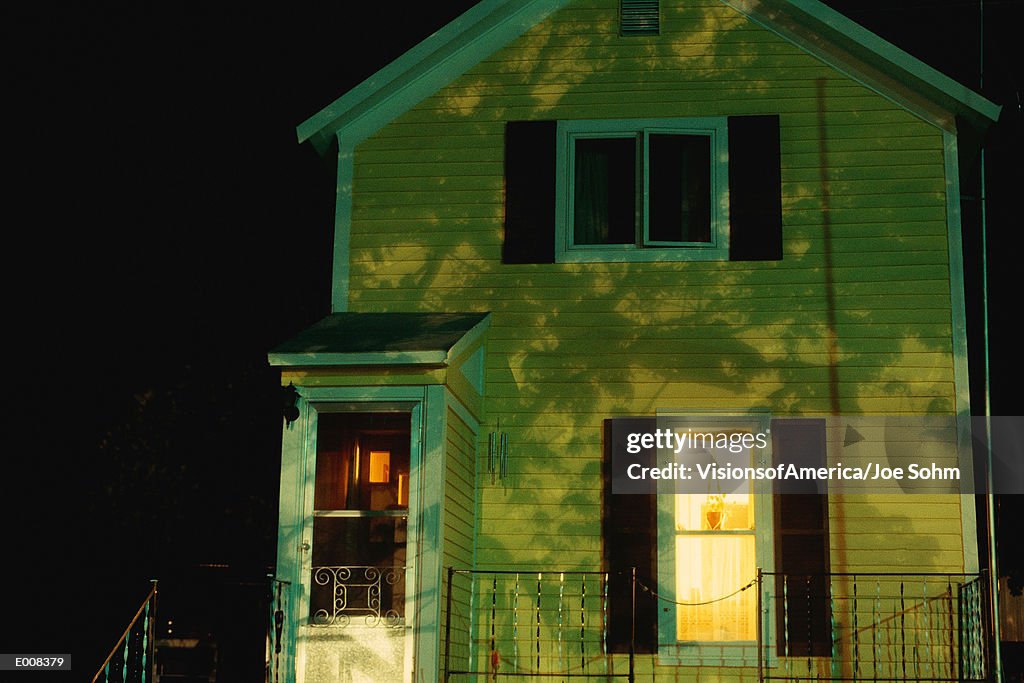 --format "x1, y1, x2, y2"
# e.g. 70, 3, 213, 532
676, 491, 756, 641
369, 450, 390, 483
397, 473, 407, 506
